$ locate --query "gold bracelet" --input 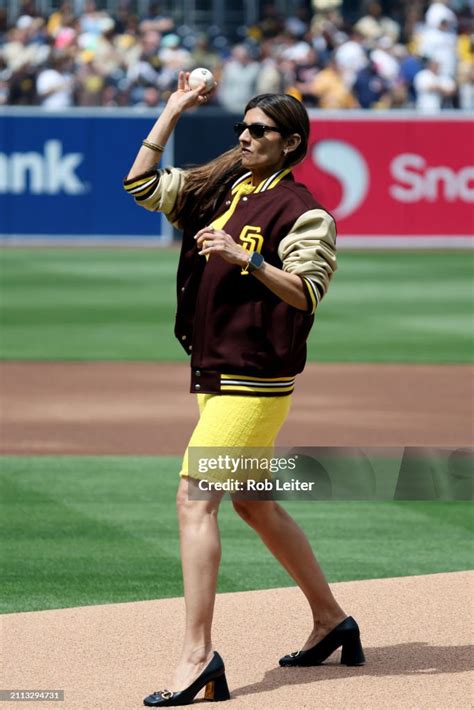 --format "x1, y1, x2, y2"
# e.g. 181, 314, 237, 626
142, 139, 165, 153
241, 253, 251, 276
